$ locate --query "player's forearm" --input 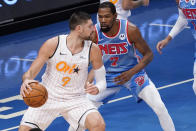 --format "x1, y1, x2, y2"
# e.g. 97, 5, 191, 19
122, 0, 143, 10
22, 71, 35, 82
22, 63, 42, 82
130, 51, 153, 74
87, 69, 95, 83
94, 65, 106, 93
